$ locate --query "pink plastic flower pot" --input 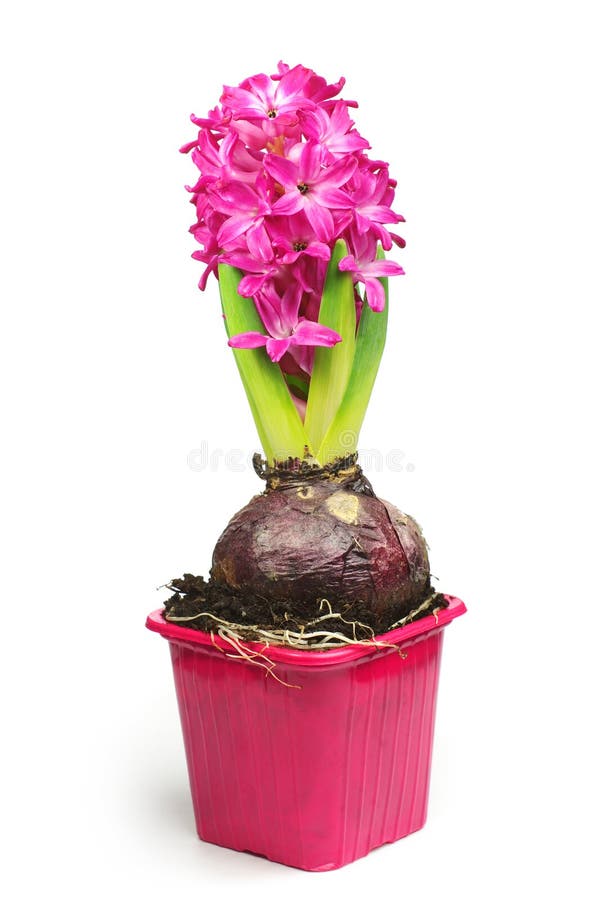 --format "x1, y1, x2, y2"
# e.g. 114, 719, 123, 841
146, 595, 466, 871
